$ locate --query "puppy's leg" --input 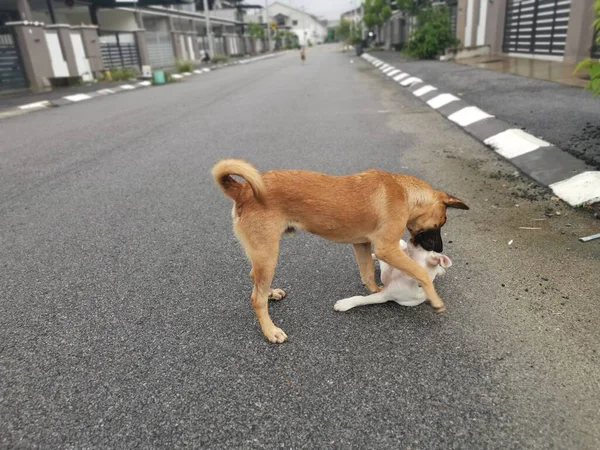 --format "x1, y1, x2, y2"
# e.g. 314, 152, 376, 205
334, 291, 390, 312
374, 242, 445, 312
352, 243, 382, 293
